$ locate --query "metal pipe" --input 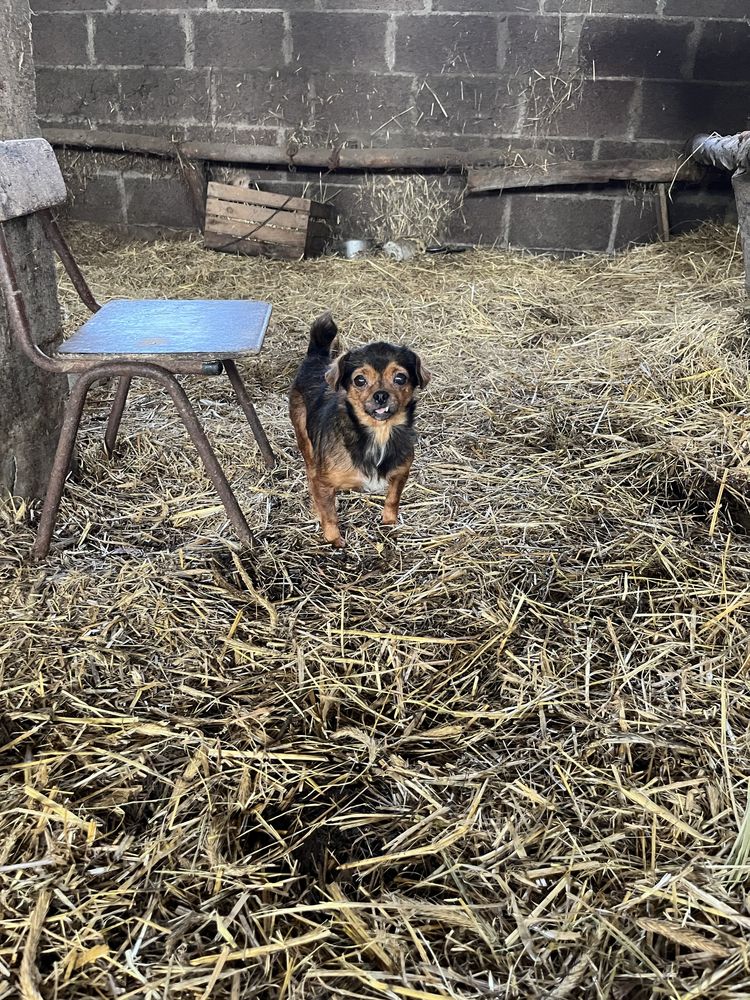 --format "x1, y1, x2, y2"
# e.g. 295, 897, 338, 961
39, 210, 101, 313
33, 360, 254, 559
224, 360, 276, 470
104, 375, 131, 456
